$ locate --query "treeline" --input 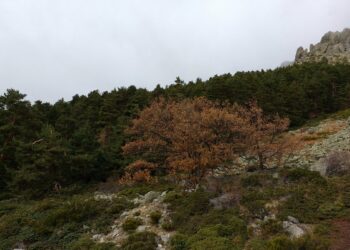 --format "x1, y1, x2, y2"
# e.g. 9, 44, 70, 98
1, 62, 350, 197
